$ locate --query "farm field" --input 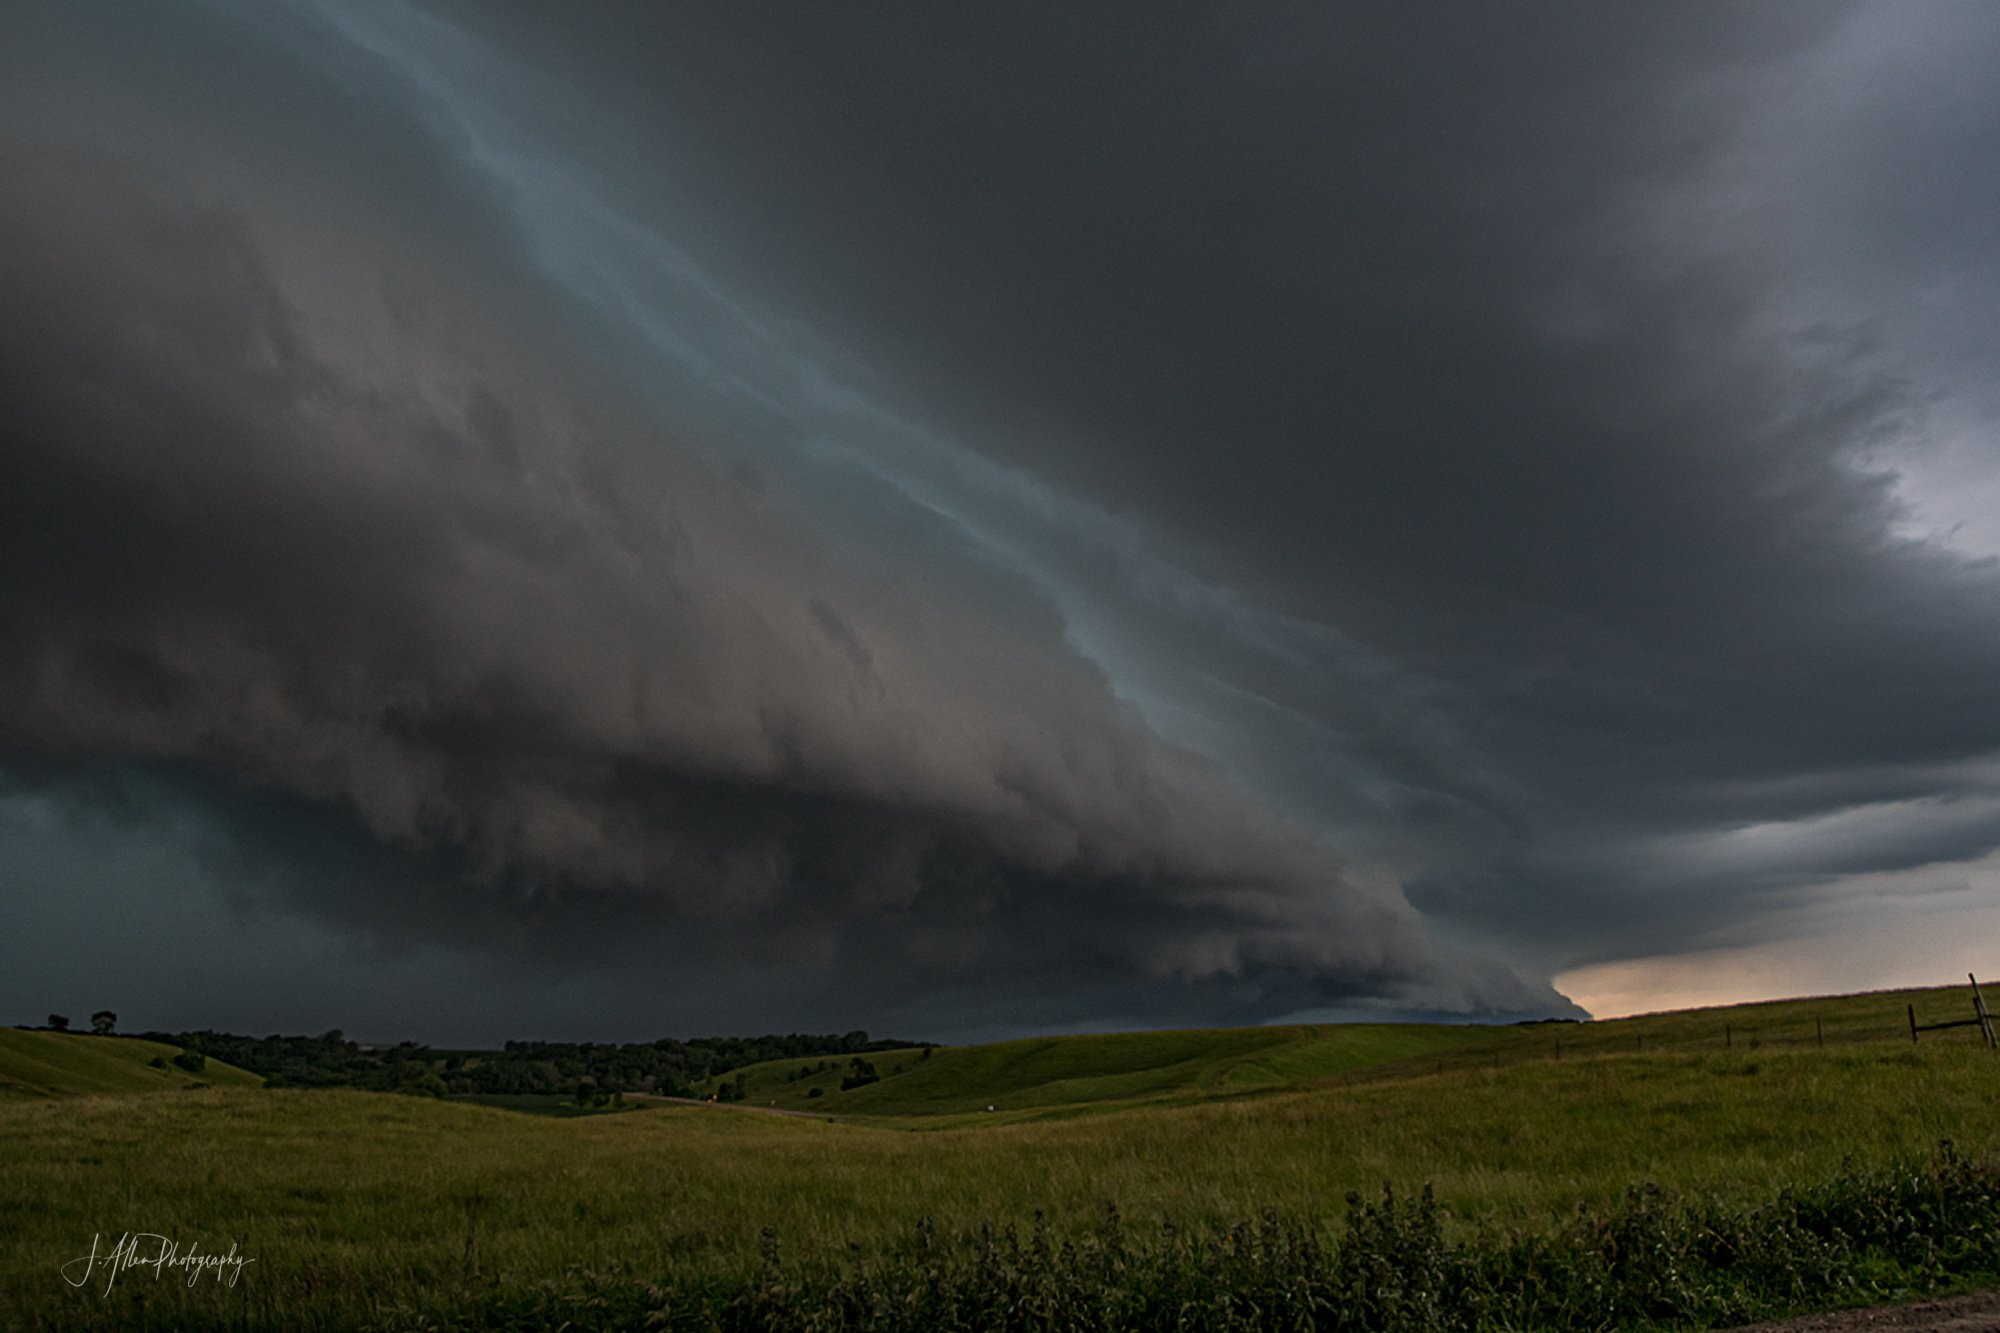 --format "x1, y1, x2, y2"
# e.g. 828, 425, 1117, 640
3, 986, 1998, 1330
